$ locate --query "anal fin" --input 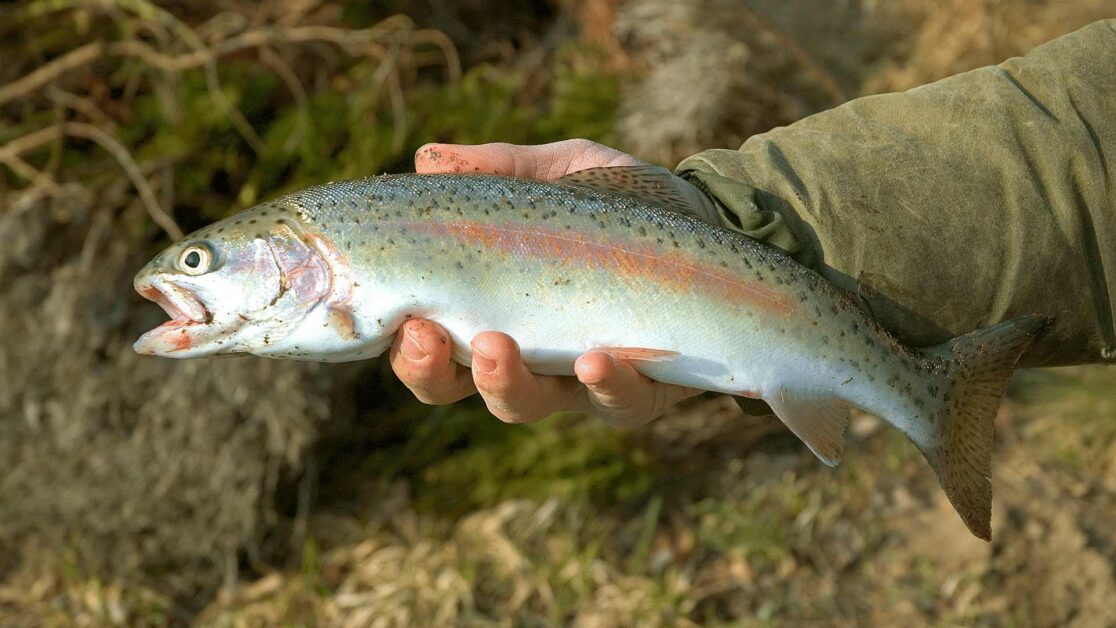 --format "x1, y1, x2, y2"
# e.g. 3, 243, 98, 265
766, 393, 851, 466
